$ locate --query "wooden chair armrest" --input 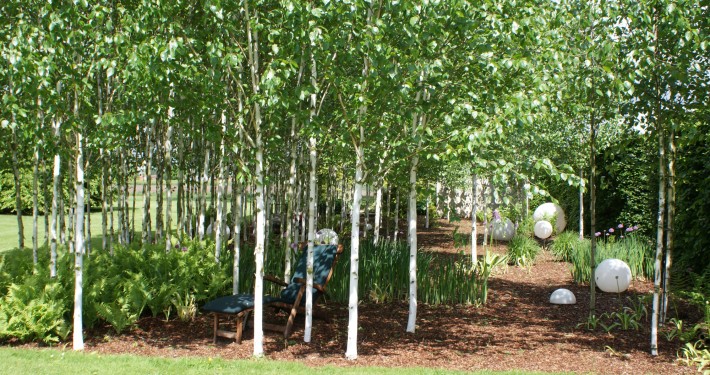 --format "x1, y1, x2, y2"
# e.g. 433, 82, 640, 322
264, 275, 288, 287
293, 278, 326, 293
